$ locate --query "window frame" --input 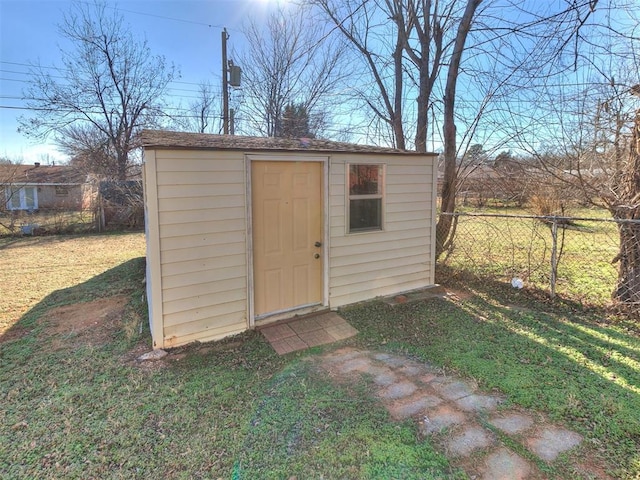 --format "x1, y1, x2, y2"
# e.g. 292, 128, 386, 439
5, 186, 38, 211
346, 163, 385, 234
